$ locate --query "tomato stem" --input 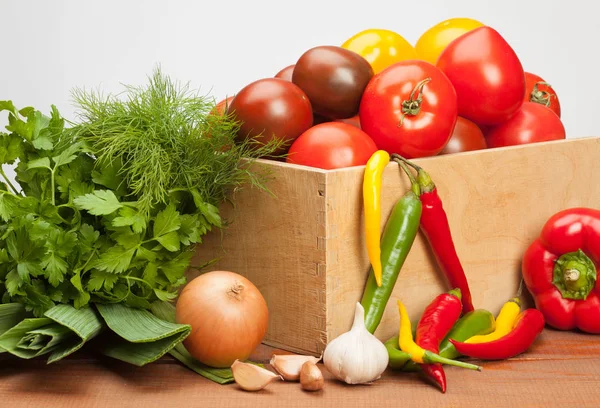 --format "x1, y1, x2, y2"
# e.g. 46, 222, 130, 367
398, 78, 432, 127
529, 81, 554, 108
